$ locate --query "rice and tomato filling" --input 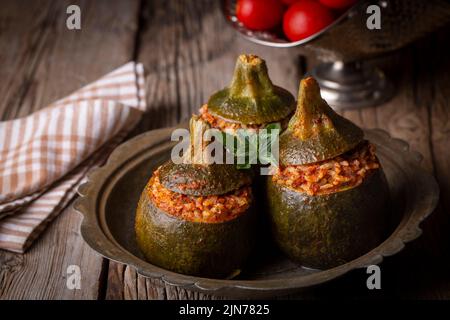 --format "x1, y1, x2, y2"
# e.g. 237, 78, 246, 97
273, 142, 380, 196
148, 167, 252, 223
199, 104, 290, 133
